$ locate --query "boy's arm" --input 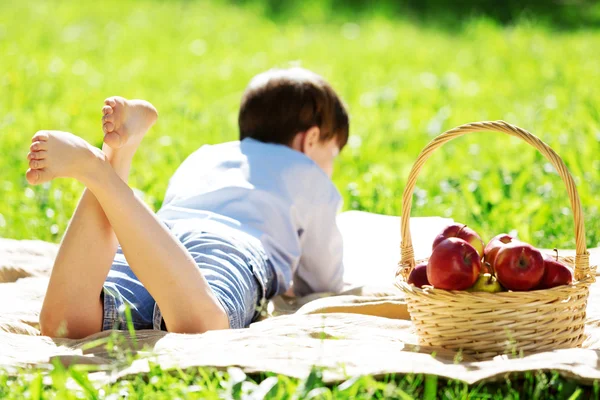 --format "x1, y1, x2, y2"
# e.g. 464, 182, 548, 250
292, 197, 344, 297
